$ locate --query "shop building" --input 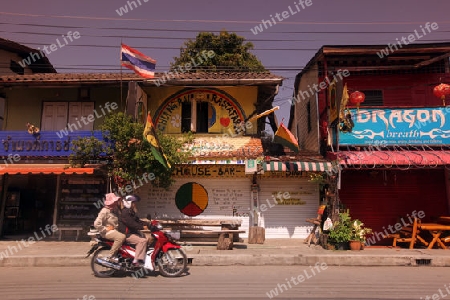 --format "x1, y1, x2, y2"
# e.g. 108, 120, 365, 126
290, 43, 450, 243
132, 73, 331, 239
0, 72, 141, 237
